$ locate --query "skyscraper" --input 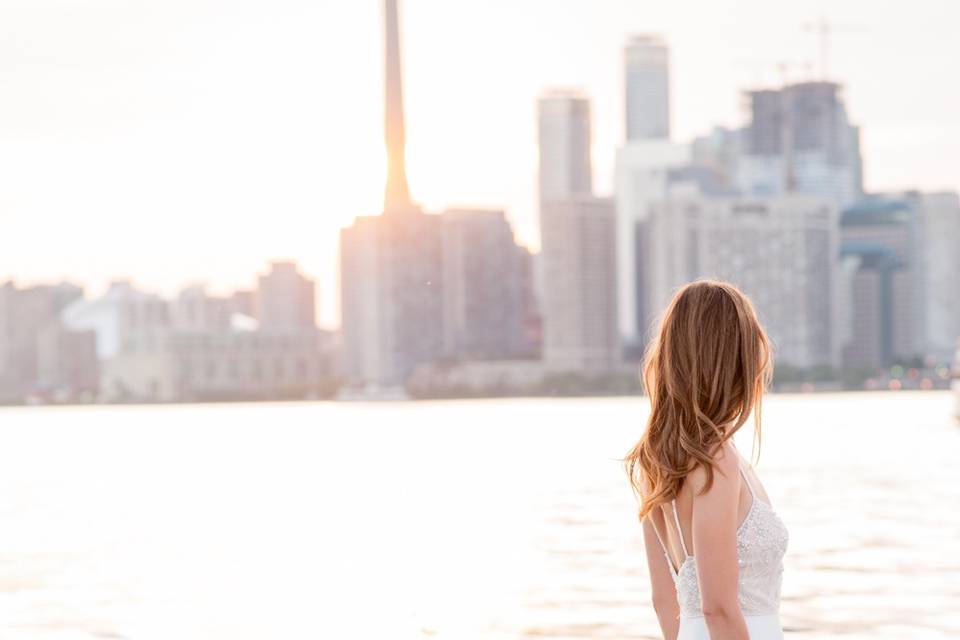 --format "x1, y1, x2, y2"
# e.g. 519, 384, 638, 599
614, 35, 687, 350
624, 35, 670, 141
339, 0, 444, 386
537, 90, 593, 204
537, 91, 619, 373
